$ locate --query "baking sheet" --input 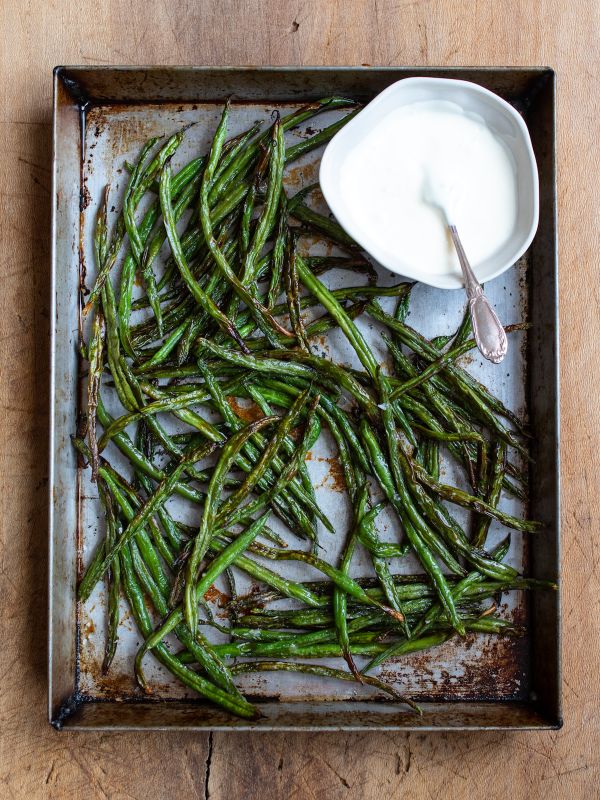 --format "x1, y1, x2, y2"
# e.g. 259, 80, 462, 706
49, 66, 559, 730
